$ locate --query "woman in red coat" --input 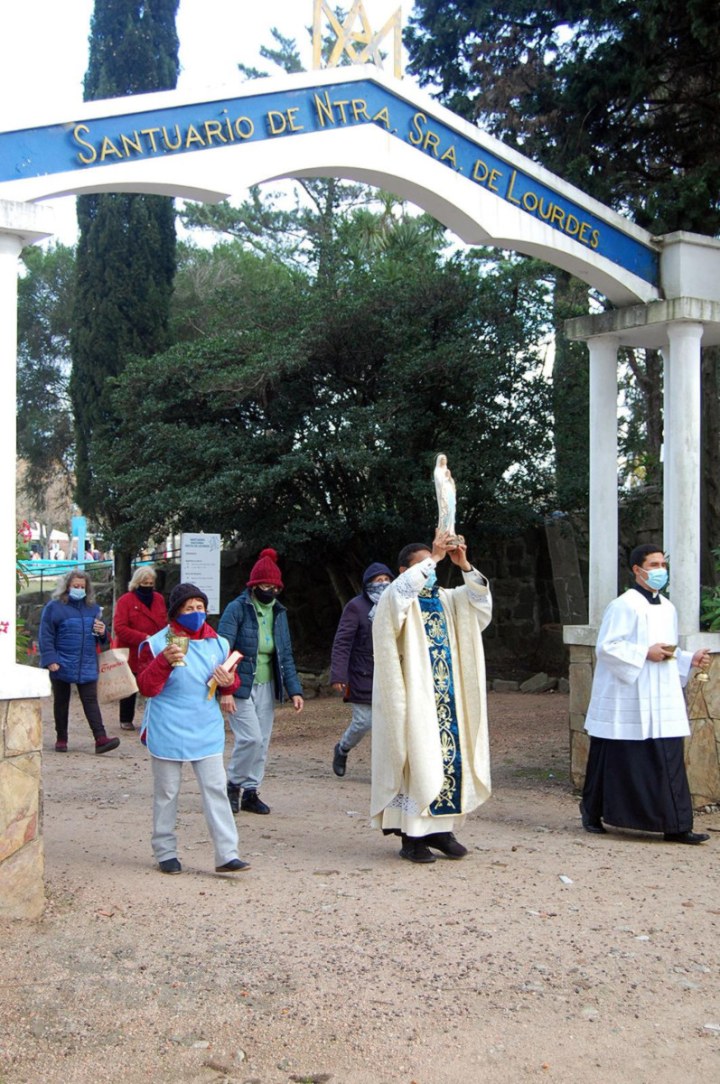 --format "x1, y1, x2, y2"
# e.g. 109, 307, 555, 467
113, 567, 168, 730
